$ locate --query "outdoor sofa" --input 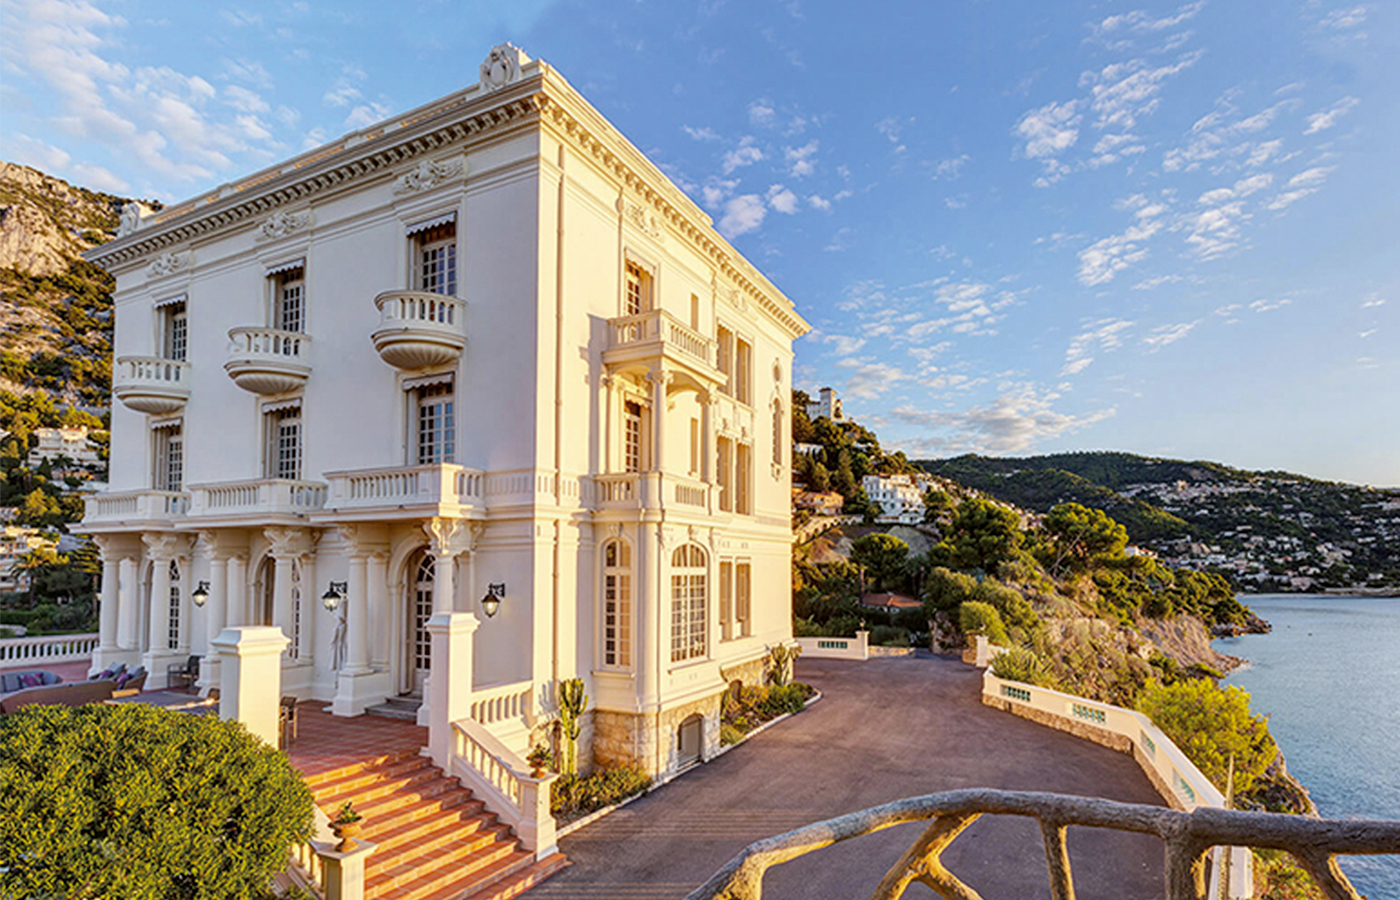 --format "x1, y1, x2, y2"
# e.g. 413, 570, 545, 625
0, 678, 116, 714
0, 670, 63, 695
